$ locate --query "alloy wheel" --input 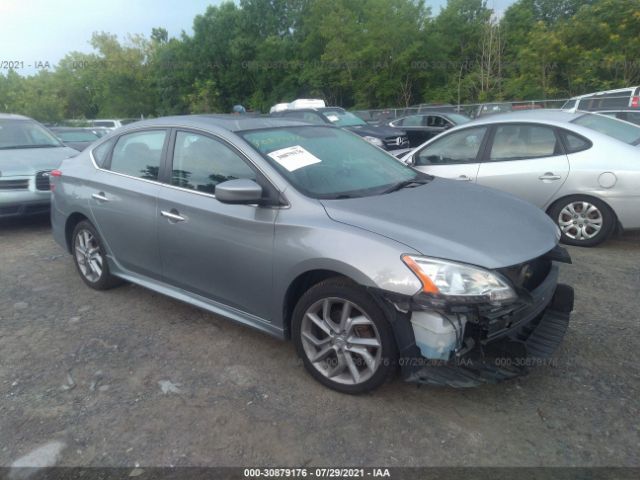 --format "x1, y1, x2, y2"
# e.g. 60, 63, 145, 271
300, 297, 382, 386
74, 229, 104, 283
